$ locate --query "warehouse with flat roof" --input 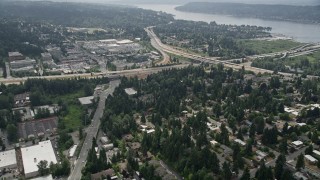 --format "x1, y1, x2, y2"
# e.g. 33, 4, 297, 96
21, 140, 57, 178
0, 149, 17, 170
